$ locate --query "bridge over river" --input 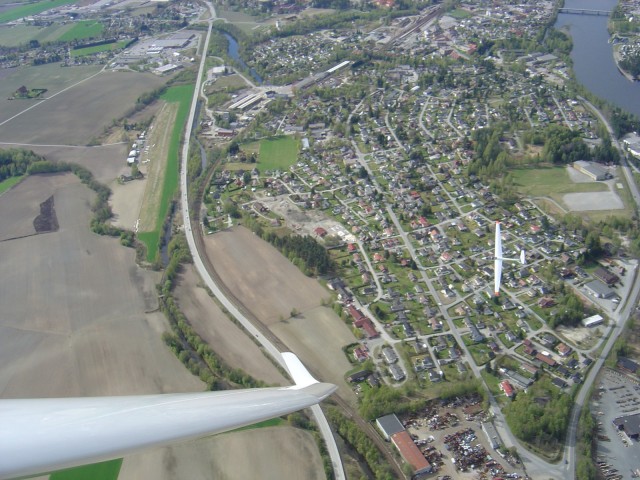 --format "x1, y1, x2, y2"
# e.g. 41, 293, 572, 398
558, 7, 611, 15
